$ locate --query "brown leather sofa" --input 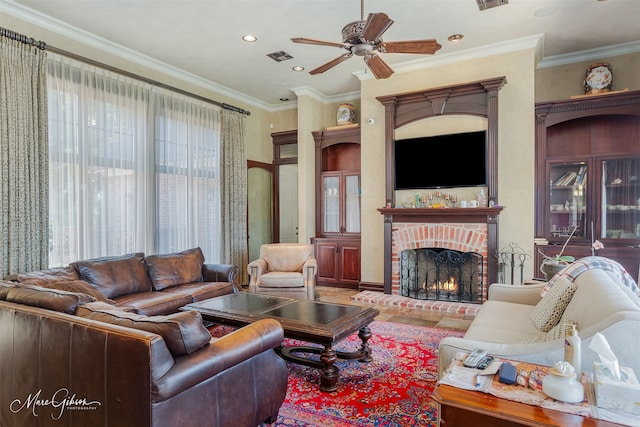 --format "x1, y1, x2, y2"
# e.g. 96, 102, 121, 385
7, 247, 239, 315
0, 274, 288, 427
